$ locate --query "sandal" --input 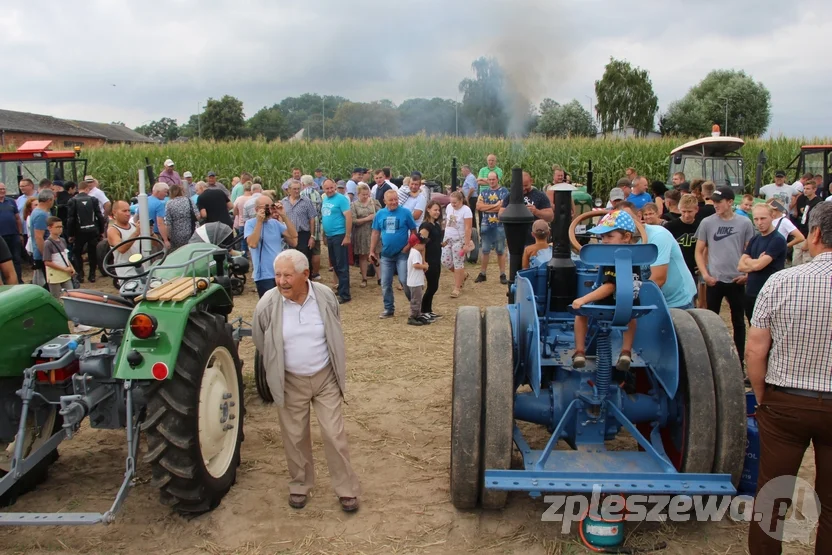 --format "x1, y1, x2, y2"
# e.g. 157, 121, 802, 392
616, 350, 632, 371
289, 494, 307, 509
572, 351, 587, 369
339, 496, 359, 512
450, 288, 460, 298
360, 279, 367, 288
